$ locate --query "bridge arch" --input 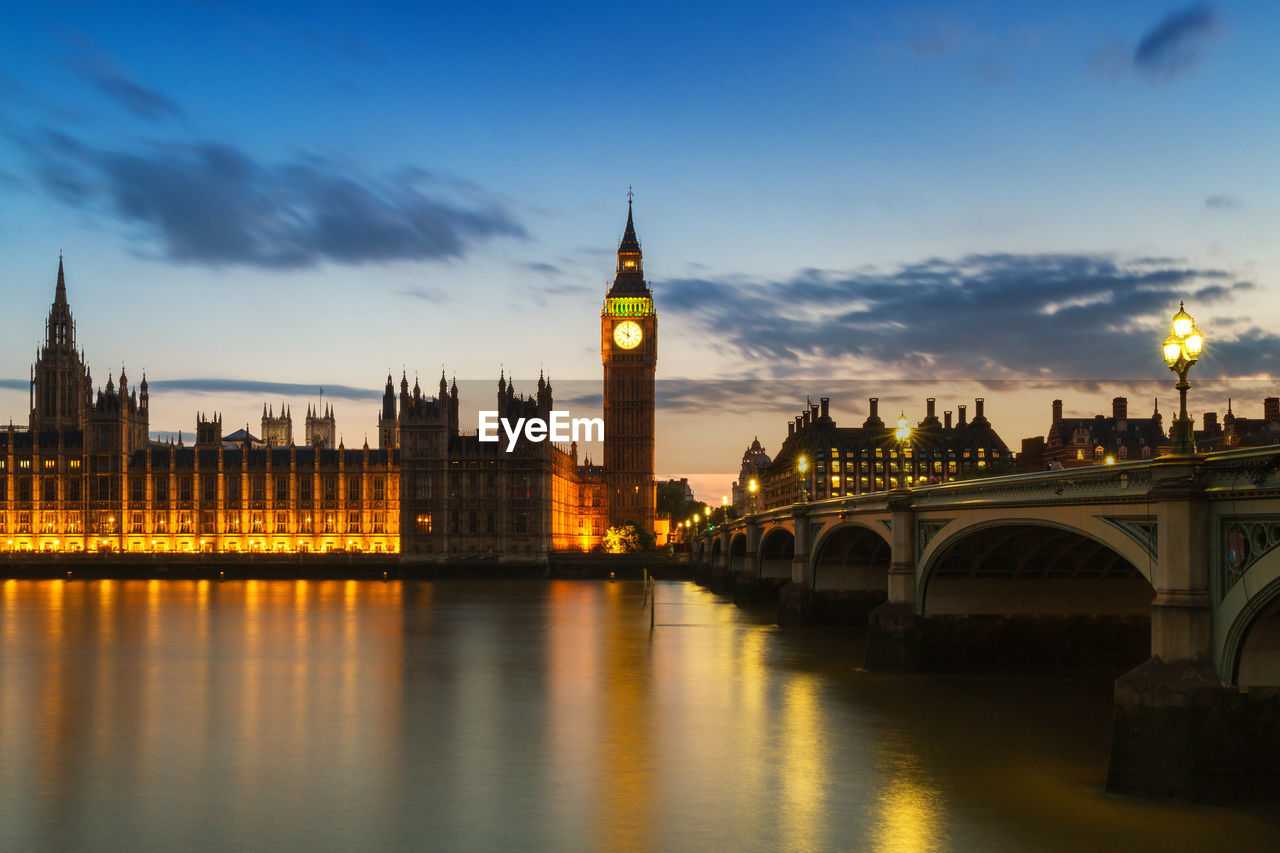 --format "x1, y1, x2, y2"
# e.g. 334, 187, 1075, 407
810, 521, 892, 593
695, 539, 707, 567
758, 526, 795, 581
729, 533, 748, 574
710, 536, 722, 568
917, 520, 1154, 616
917, 512, 1155, 587
1217, 544, 1280, 686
